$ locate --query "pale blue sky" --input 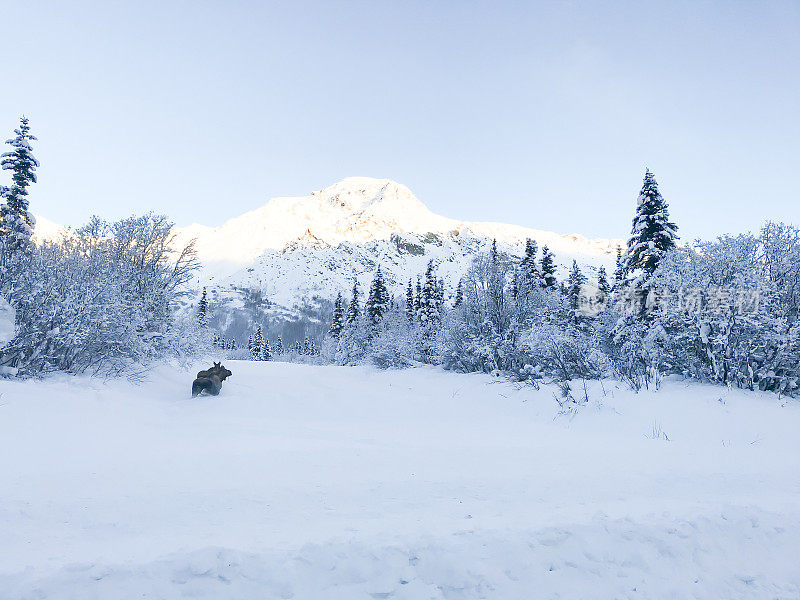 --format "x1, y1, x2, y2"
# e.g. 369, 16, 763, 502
1, 1, 798, 240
